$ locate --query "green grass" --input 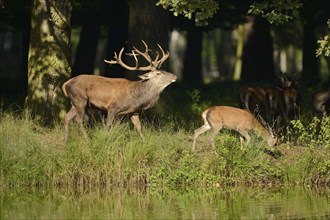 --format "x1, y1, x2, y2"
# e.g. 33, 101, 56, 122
0, 110, 329, 189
